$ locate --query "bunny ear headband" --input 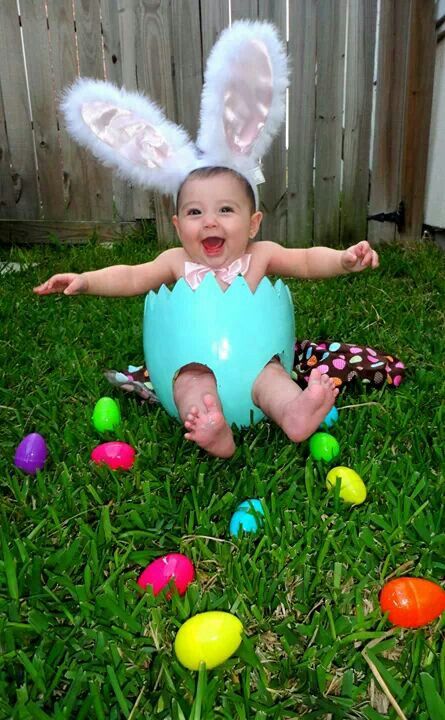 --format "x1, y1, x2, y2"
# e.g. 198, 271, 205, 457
61, 20, 288, 208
